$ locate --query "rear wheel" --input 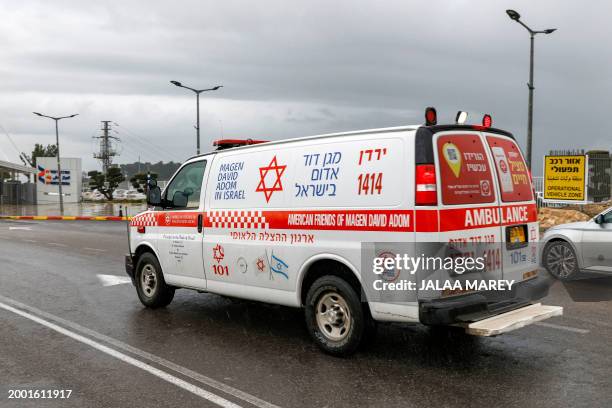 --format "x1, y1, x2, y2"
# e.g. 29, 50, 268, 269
135, 252, 175, 308
305, 275, 371, 356
543, 241, 579, 281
